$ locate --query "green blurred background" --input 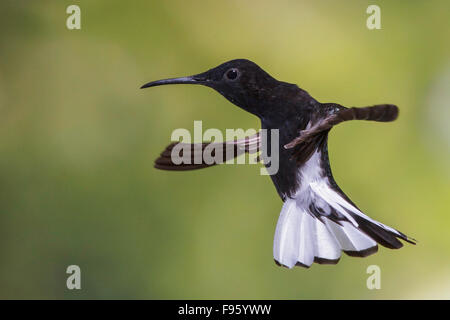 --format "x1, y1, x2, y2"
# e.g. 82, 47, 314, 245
0, 0, 449, 299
